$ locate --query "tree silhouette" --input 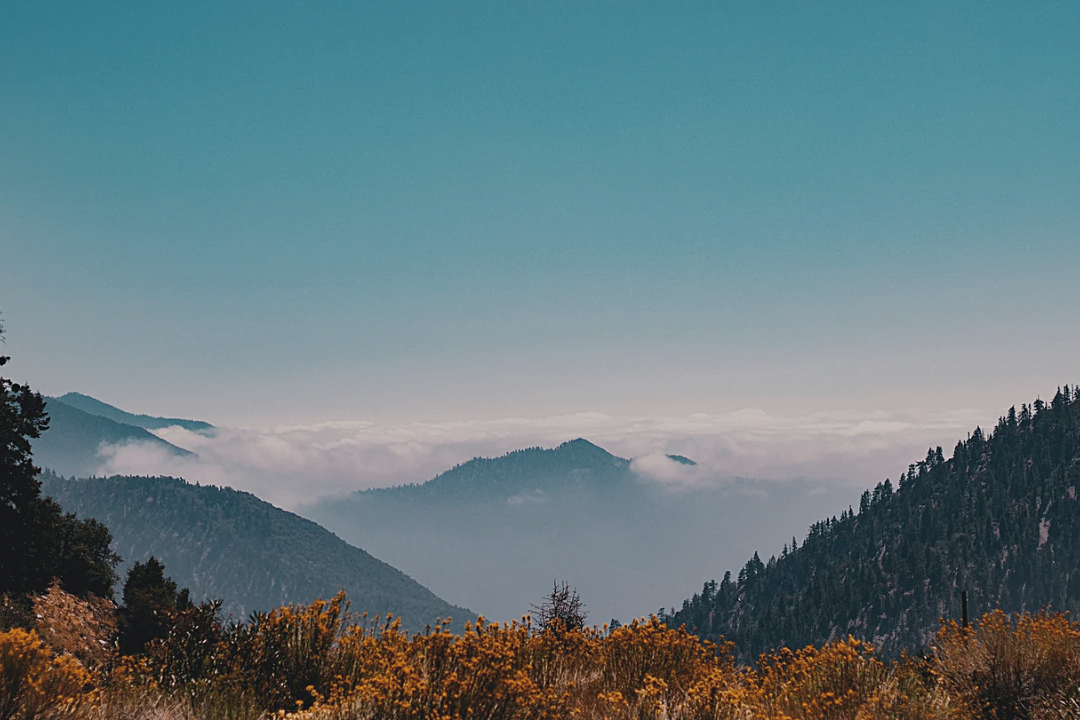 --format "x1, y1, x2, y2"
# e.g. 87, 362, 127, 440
0, 316, 51, 596
0, 314, 119, 605
118, 557, 193, 655
531, 580, 586, 632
